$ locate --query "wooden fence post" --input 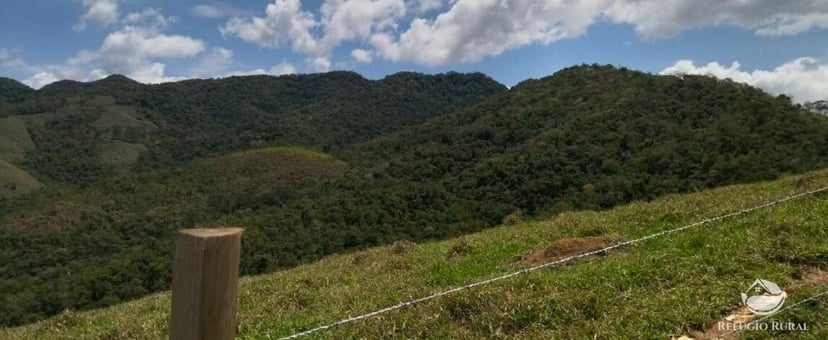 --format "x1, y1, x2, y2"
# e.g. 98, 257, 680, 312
171, 227, 244, 340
